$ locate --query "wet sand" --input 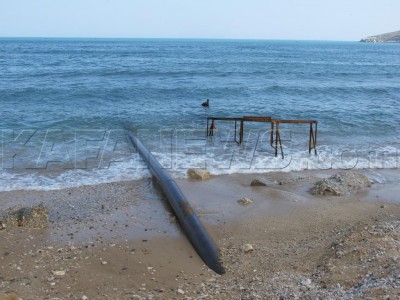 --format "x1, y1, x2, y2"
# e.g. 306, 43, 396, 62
1, 169, 400, 299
